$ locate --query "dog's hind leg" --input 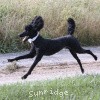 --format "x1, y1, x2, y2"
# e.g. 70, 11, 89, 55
22, 53, 43, 79
69, 50, 84, 73
77, 49, 97, 61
